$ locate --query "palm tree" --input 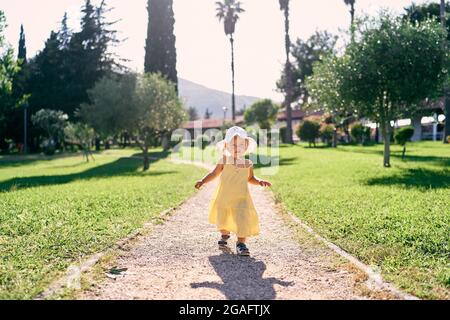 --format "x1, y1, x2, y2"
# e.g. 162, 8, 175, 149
279, 0, 294, 144
216, 0, 244, 122
441, 0, 450, 143
344, 0, 356, 41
